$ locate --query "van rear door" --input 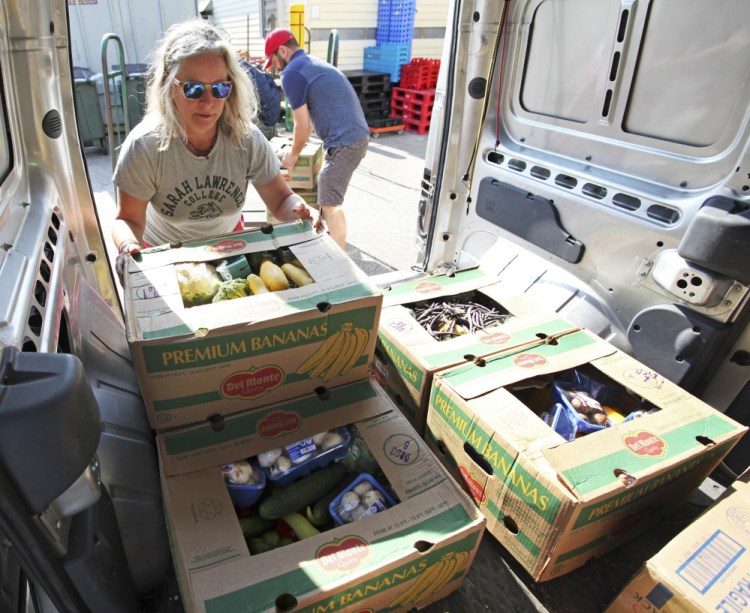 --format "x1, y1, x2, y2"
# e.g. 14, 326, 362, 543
419, 0, 750, 440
